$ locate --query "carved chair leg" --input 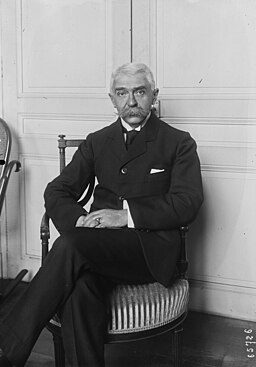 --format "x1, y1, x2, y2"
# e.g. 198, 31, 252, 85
52, 333, 65, 367
173, 324, 183, 367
